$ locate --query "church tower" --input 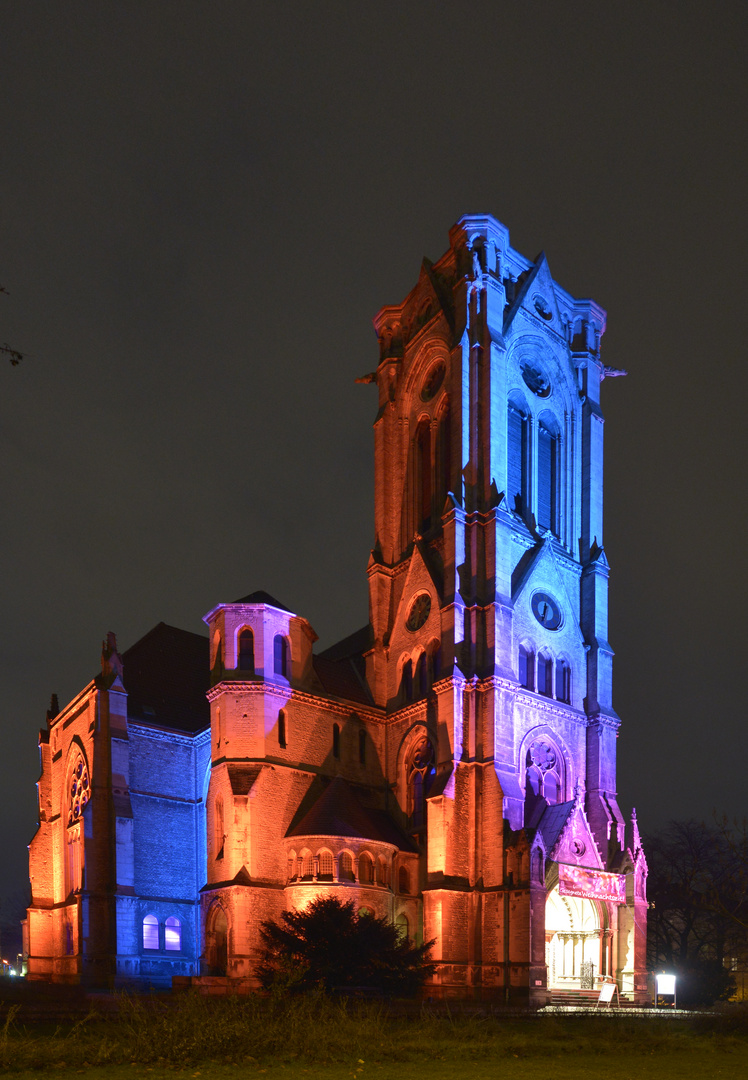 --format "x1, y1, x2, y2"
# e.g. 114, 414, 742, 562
365, 215, 647, 1001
